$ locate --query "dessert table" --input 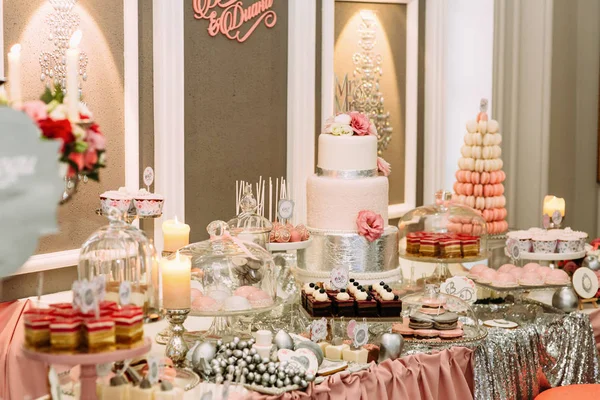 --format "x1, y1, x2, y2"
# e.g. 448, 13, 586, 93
2, 286, 600, 400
